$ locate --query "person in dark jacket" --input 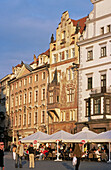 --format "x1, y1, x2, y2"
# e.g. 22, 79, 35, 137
0, 142, 4, 170
73, 143, 83, 170
28, 143, 35, 168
